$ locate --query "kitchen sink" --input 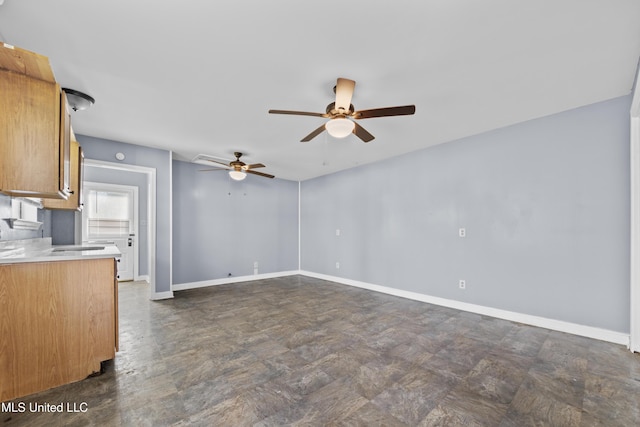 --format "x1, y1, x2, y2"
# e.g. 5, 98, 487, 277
52, 245, 105, 252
